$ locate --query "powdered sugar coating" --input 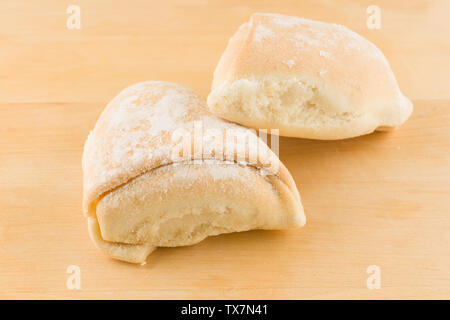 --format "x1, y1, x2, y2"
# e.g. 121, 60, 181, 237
283, 59, 296, 68
319, 50, 331, 58
253, 24, 275, 42
250, 12, 389, 67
